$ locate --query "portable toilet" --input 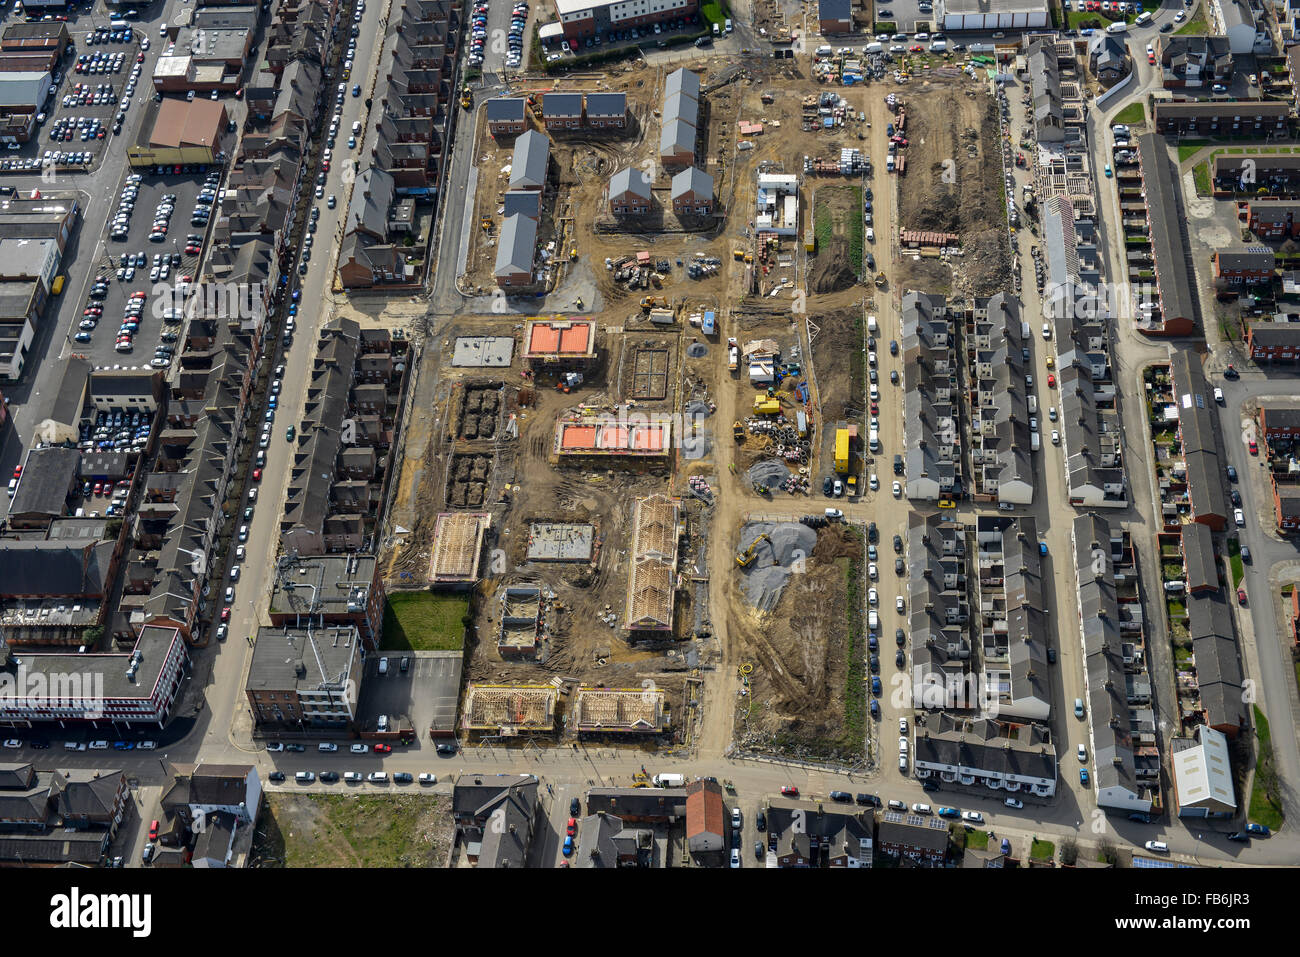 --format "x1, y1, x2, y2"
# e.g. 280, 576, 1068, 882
702, 310, 716, 335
